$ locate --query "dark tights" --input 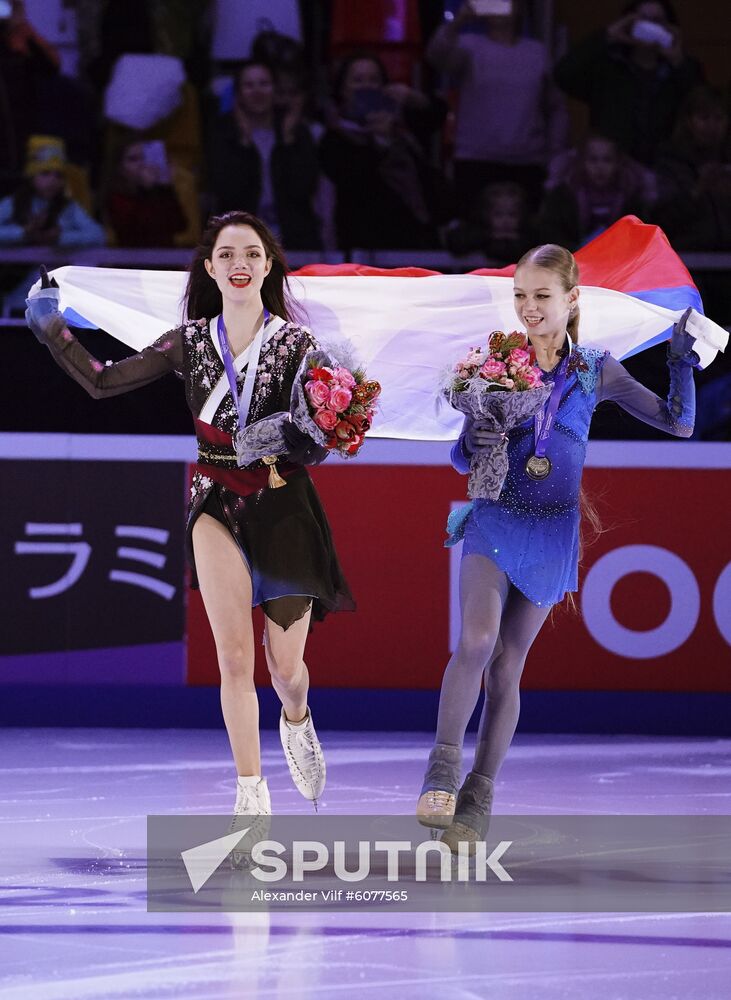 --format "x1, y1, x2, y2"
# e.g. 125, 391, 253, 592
434, 554, 551, 781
